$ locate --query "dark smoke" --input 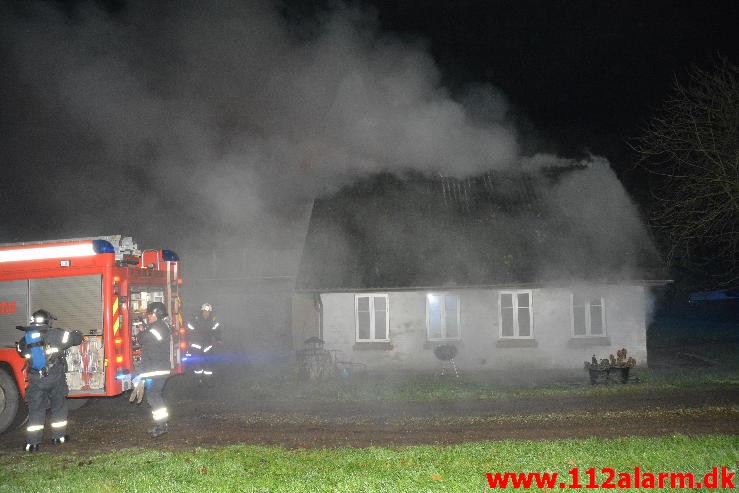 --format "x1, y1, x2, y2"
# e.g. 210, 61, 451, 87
1, 0, 522, 249
0, 0, 657, 285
